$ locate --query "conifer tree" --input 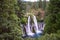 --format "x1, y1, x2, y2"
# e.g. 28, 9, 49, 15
0, 0, 21, 40
45, 0, 60, 34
